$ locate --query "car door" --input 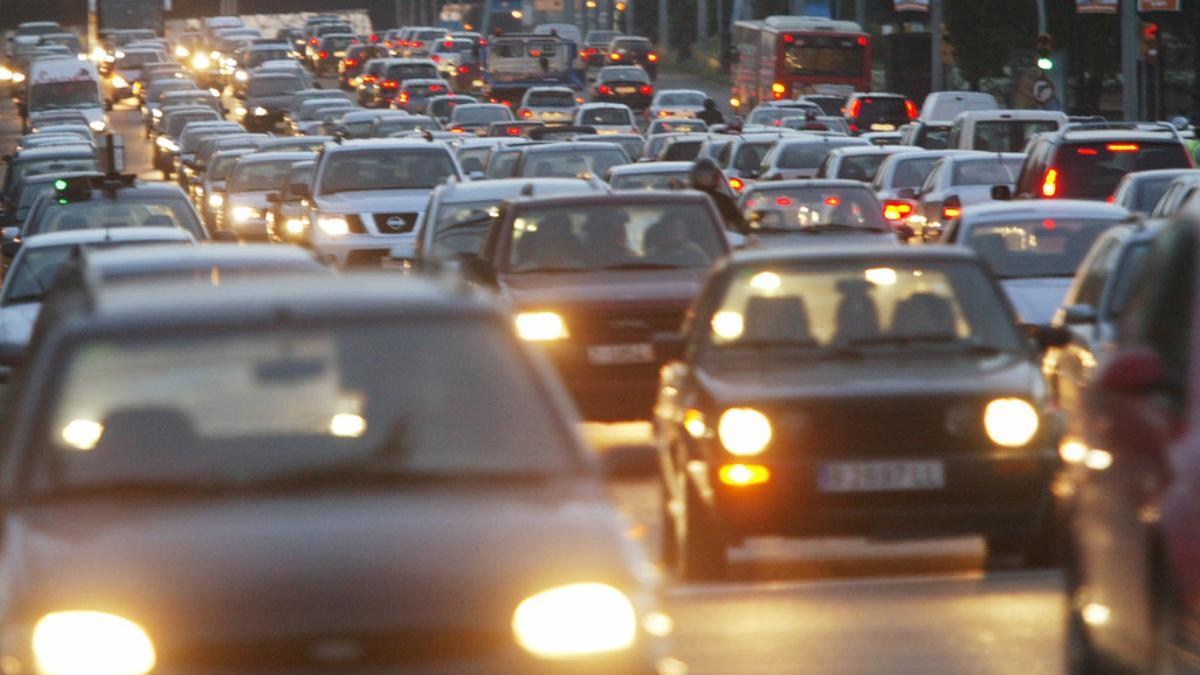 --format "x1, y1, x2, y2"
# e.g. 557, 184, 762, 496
1054, 235, 1118, 420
